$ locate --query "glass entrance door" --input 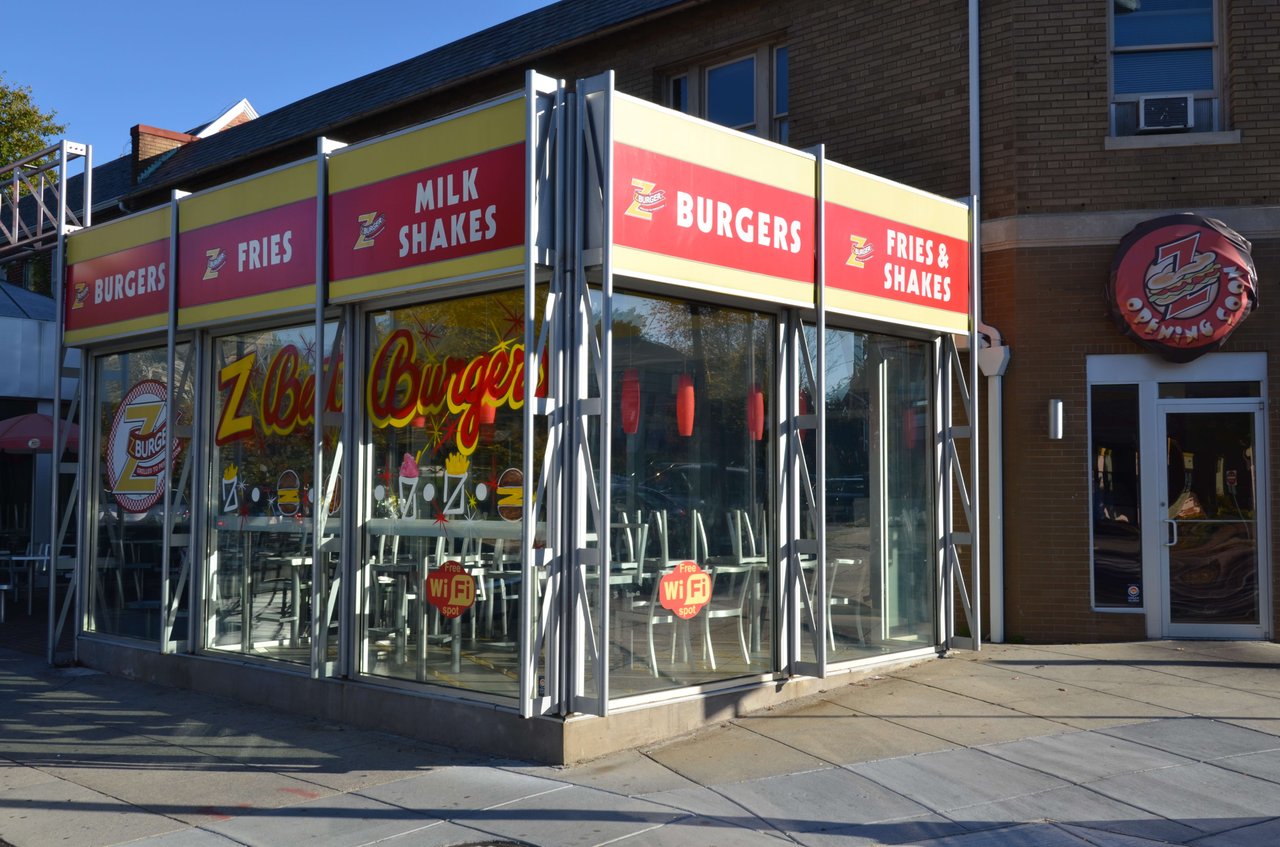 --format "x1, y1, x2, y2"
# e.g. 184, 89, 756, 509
1159, 405, 1265, 638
